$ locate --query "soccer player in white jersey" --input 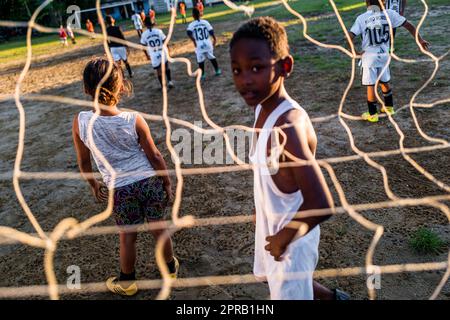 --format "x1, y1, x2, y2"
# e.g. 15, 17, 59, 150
384, 0, 406, 16
349, 0, 428, 122
384, 0, 406, 38
106, 16, 133, 78
187, 7, 221, 81
140, 19, 174, 89
131, 11, 143, 38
